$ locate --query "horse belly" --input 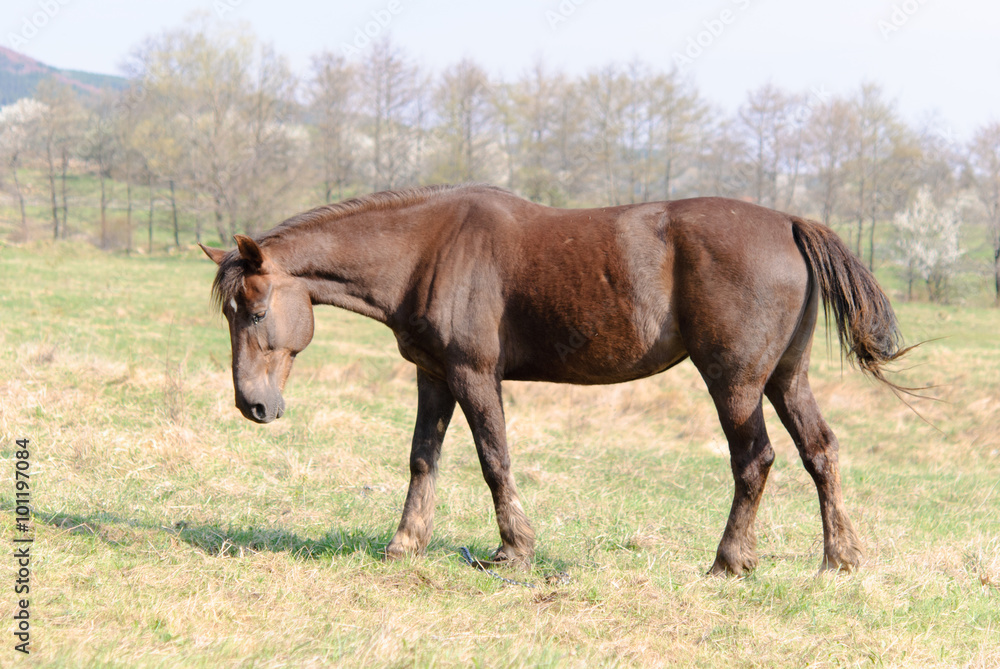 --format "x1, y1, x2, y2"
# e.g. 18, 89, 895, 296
501, 302, 686, 385
500, 202, 679, 384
